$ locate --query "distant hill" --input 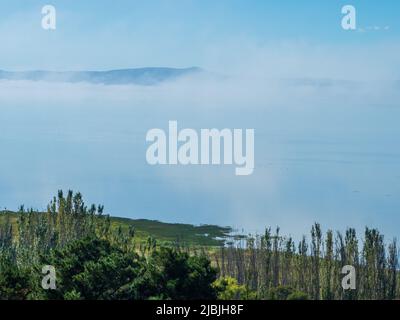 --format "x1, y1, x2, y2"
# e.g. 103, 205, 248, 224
0, 210, 234, 247
0, 67, 202, 85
